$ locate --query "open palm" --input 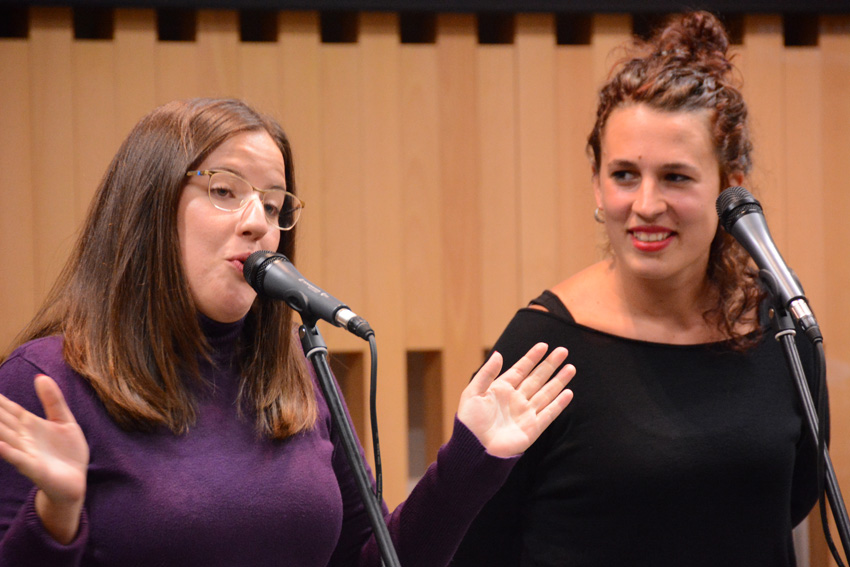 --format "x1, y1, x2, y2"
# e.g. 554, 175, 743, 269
0, 374, 89, 505
458, 343, 575, 458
